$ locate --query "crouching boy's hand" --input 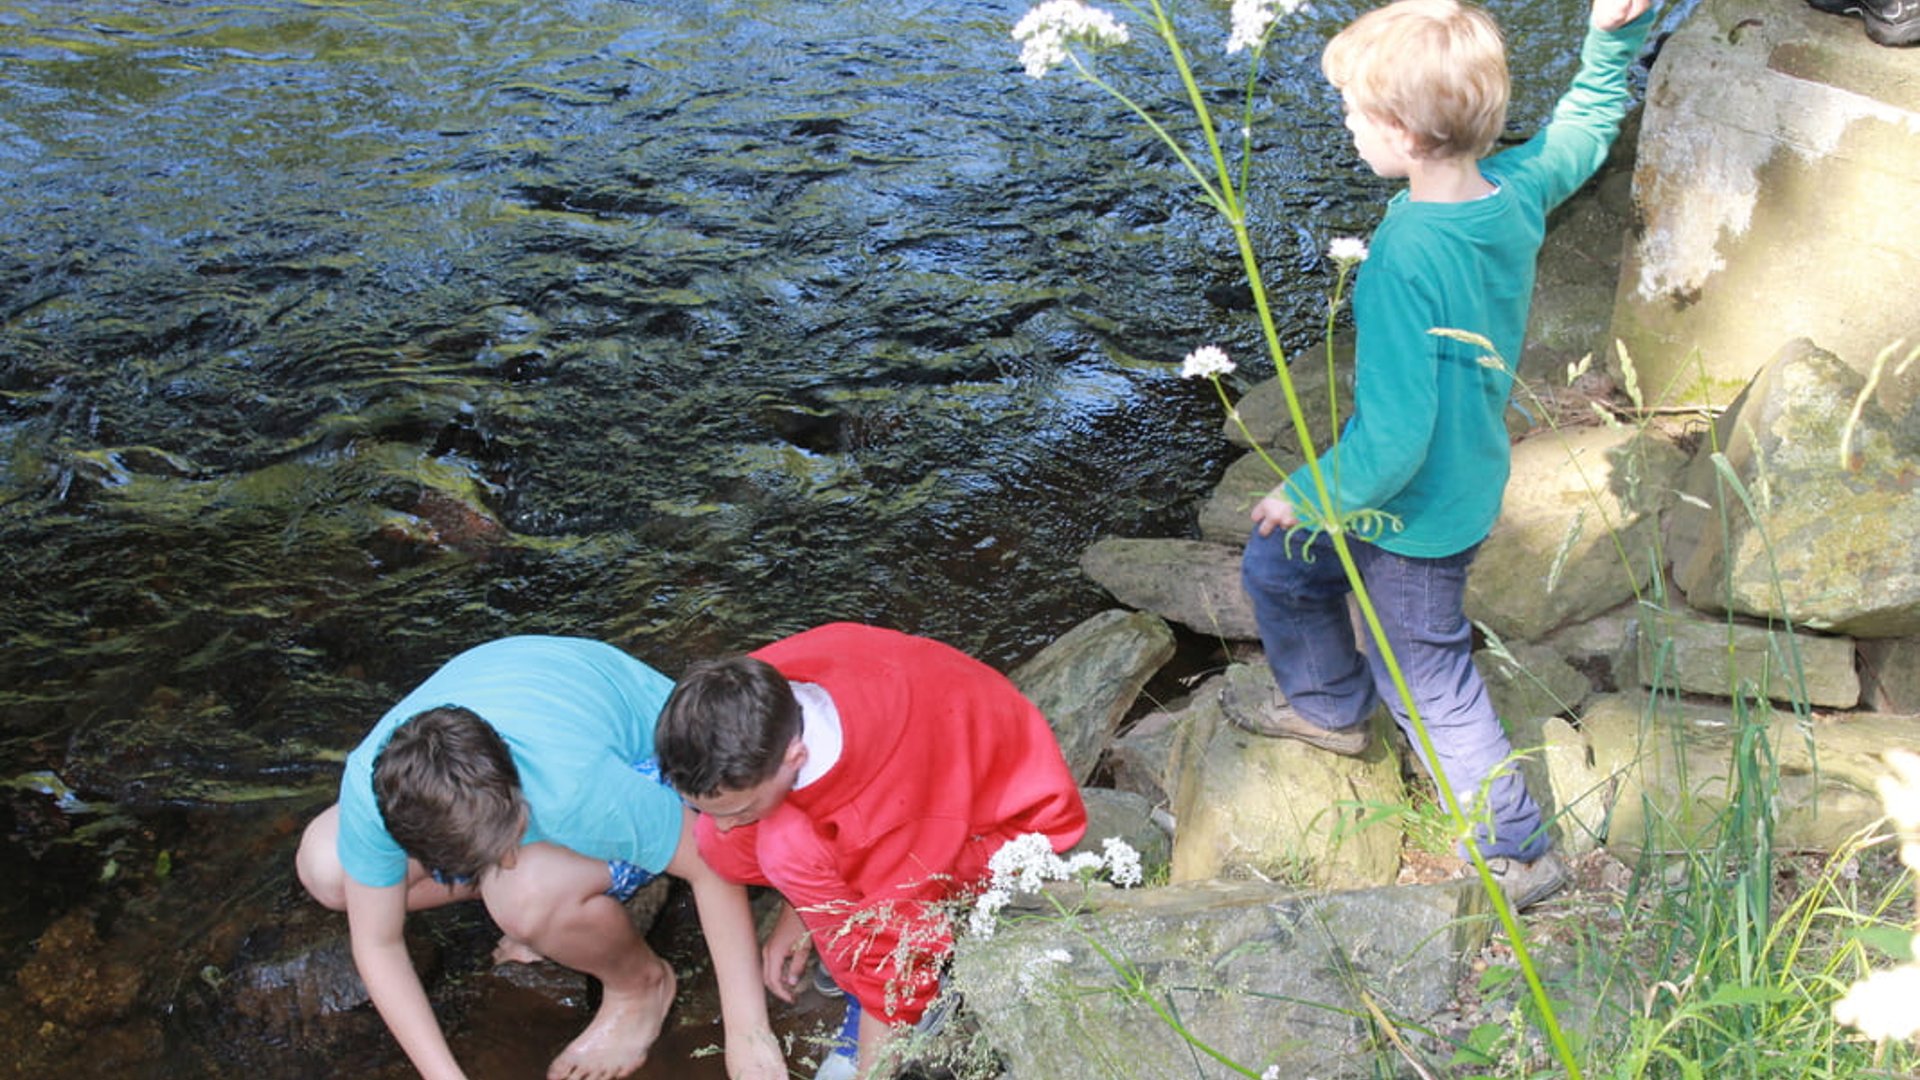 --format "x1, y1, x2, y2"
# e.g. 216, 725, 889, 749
1591, 0, 1651, 30
725, 1026, 786, 1080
